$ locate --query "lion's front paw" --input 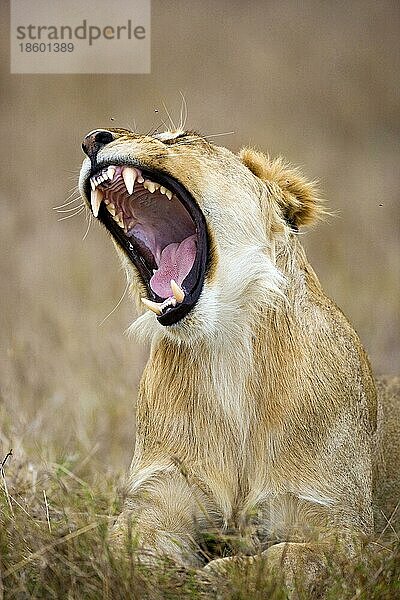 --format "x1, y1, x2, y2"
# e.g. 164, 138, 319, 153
203, 544, 328, 599
263, 542, 328, 597
204, 554, 257, 575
